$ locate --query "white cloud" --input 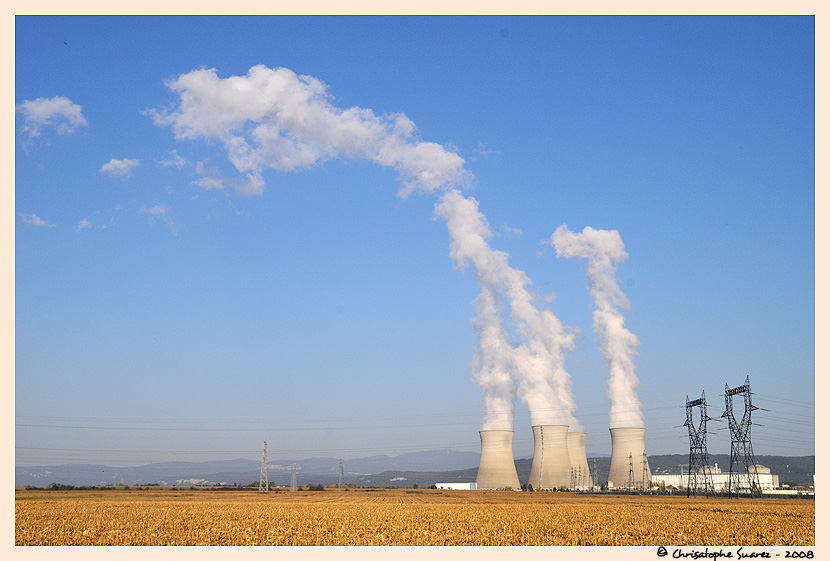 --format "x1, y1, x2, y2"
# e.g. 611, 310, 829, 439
139, 204, 178, 234
191, 162, 264, 197
193, 176, 225, 190
140, 204, 169, 217
76, 218, 90, 232
160, 150, 187, 168
16, 96, 88, 137
20, 213, 53, 227
471, 140, 498, 161
100, 158, 140, 177
149, 65, 469, 197
501, 224, 522, 238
